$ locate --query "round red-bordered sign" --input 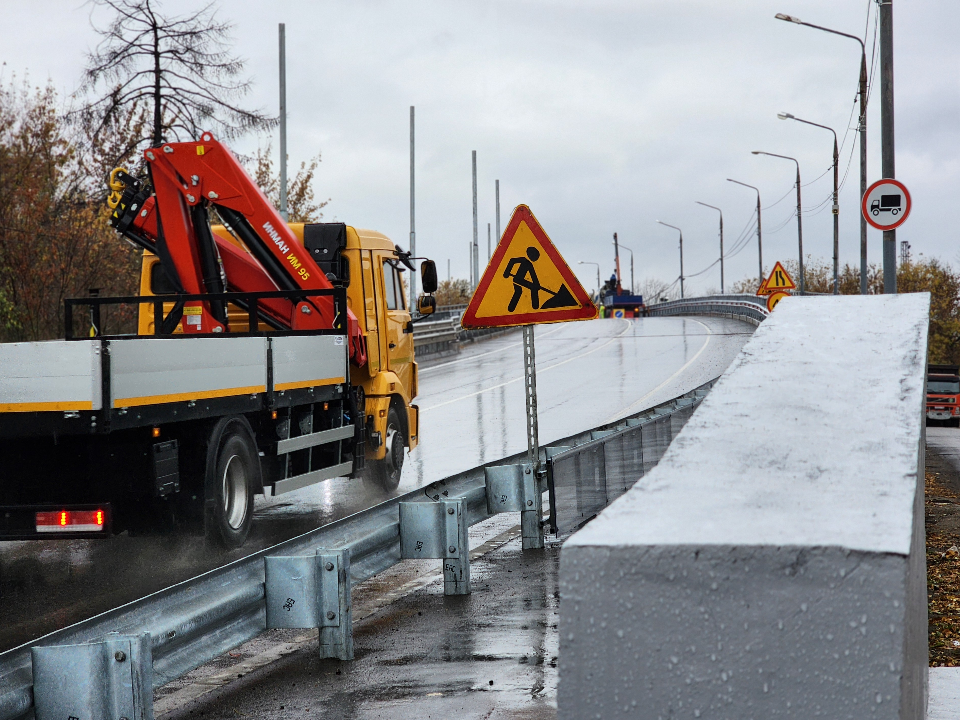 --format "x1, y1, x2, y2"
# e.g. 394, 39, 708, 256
862, 179, 911, 231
